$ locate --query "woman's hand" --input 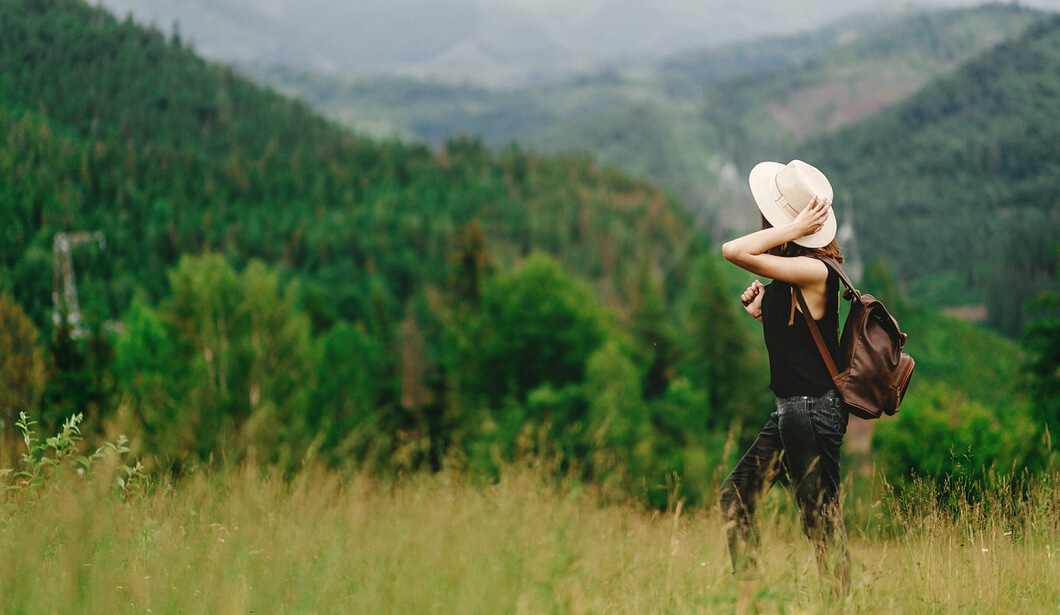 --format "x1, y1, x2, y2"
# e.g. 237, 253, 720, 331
791, 195, 831, 238
720, 193, 833, 286
740, 280, 765, 320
